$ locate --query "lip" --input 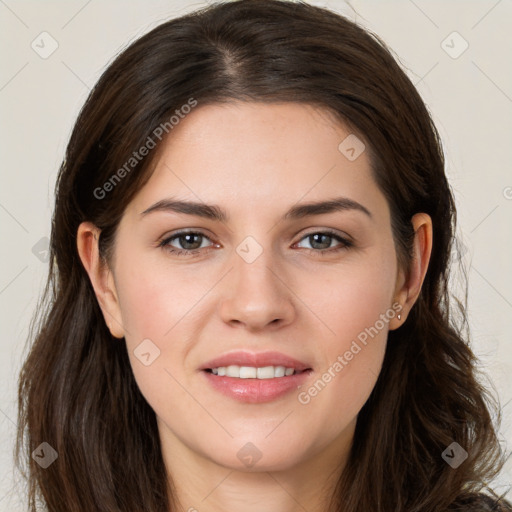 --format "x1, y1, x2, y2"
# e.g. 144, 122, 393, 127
200, 350, 313, 404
